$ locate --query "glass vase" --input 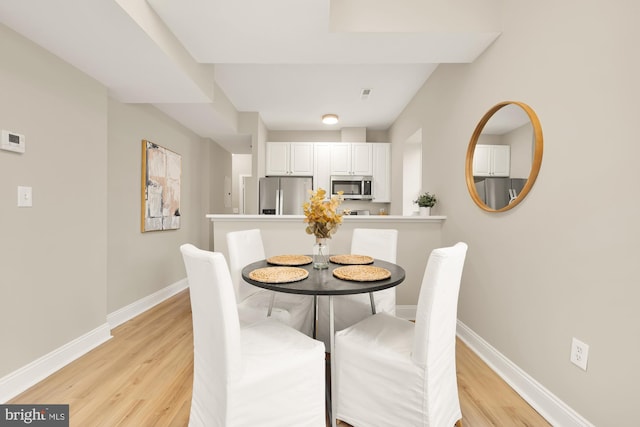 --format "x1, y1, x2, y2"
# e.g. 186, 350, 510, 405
313, 237, 330, 269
